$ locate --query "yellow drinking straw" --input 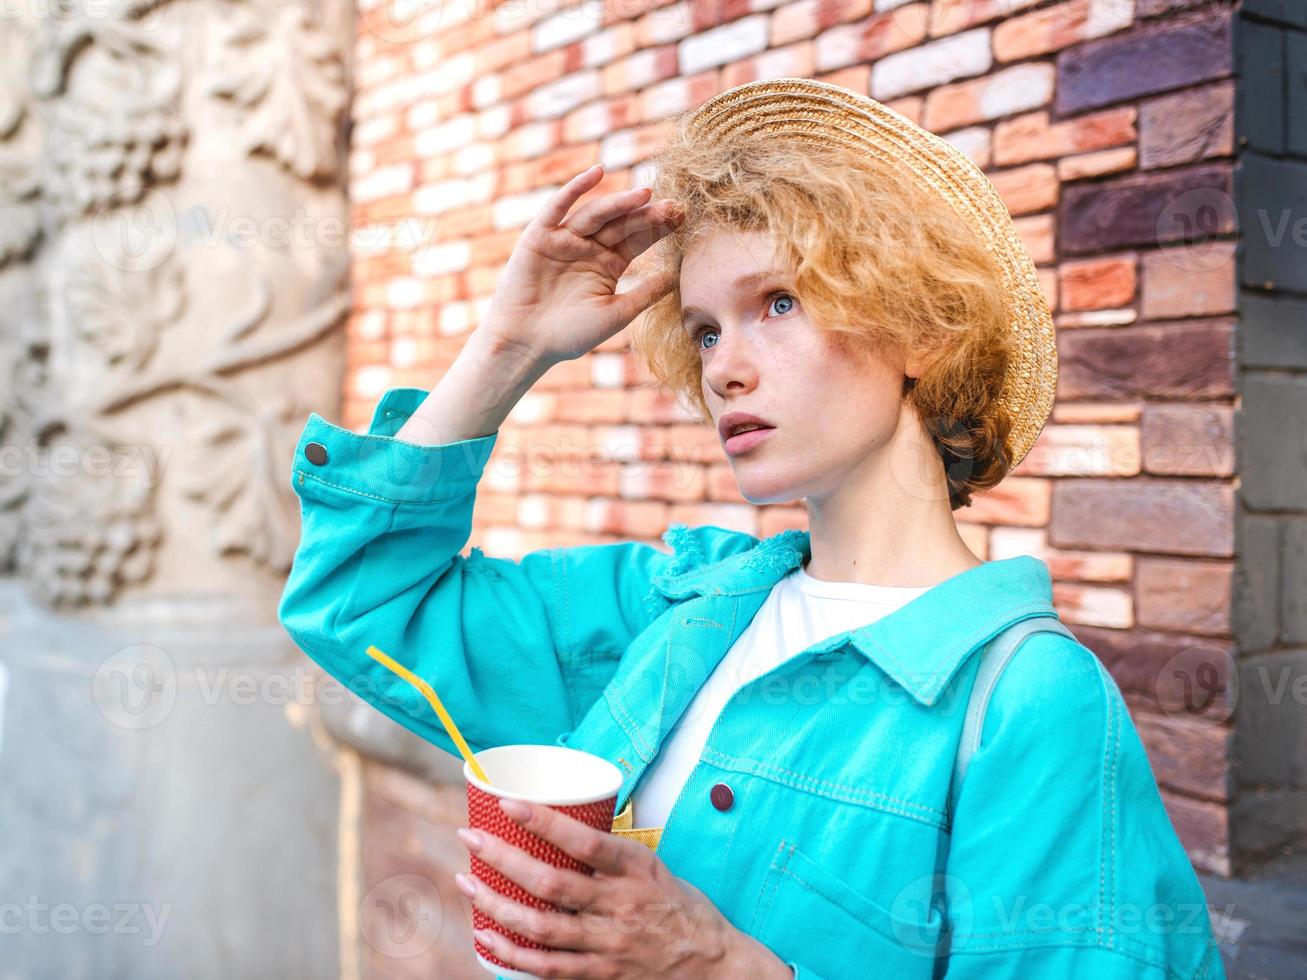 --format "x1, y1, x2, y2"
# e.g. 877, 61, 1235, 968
364, 644, 492, 785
